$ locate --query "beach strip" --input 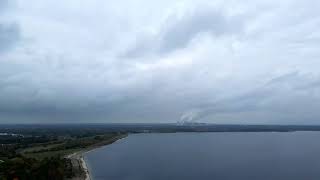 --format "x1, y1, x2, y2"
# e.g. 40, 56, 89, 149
66, 134, 128, 180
